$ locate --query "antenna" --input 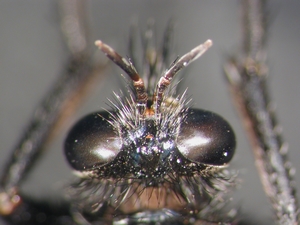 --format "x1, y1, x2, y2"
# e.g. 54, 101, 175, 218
95, 40, 148, 116
154, 40, 212, 114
